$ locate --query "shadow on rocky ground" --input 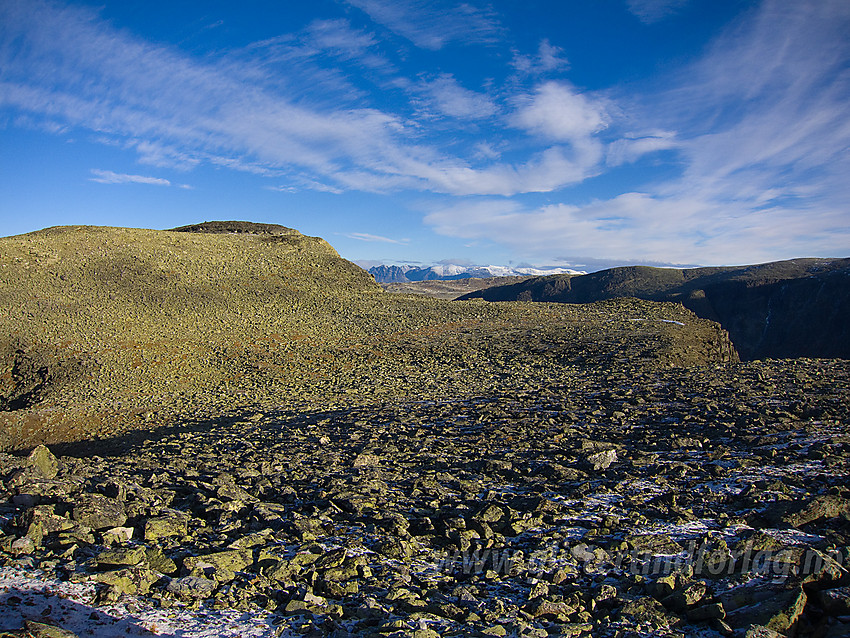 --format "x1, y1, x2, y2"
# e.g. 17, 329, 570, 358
0, 586, 165, 637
